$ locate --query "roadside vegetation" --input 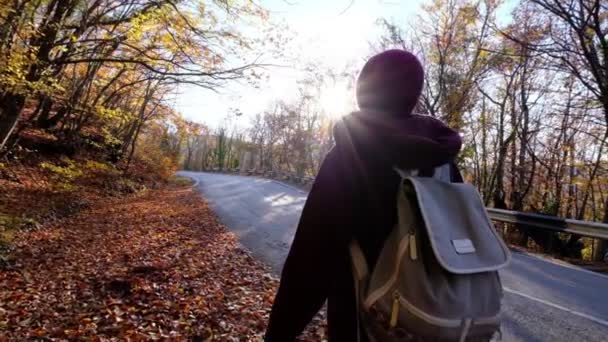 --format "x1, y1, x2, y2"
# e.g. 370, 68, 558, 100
0, 177, 326, 339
